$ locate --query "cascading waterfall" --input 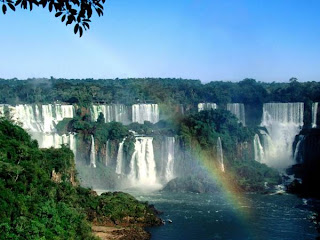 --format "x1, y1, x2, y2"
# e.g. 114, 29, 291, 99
128, 137, 159, 187
163, 137, 175, 182
253, 134, 265, 163
9, 104, 74, 133
293, 136, 304, 163
0, 104, 5, 117
115, 139, 125, 175
41, 105, 55, 133
35, 132, 76, 150
217, 137, 225, 172
54, 104, 74, 123
312, 102, 318, 128
105, 140, 110, 166
227, 103, 246, 126
90, 135, 96, 168
11, 104, 43, 132
91, 104, 129, 124
261, 102, 304, 168
132, 104, 159, 124
4, 104, 77, 157
198, 103, 217, 112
